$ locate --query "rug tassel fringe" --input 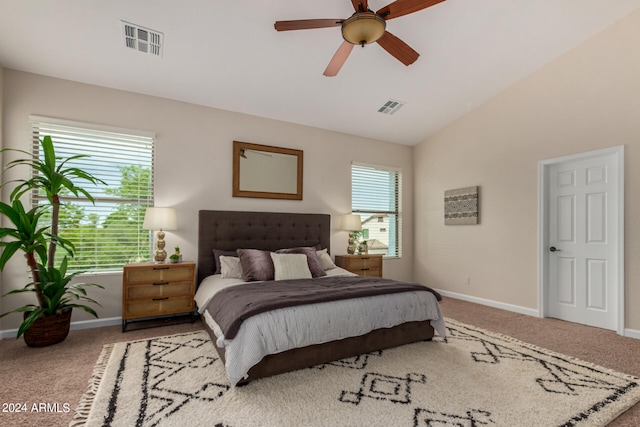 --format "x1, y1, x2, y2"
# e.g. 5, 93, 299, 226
69, 343, 114, 427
